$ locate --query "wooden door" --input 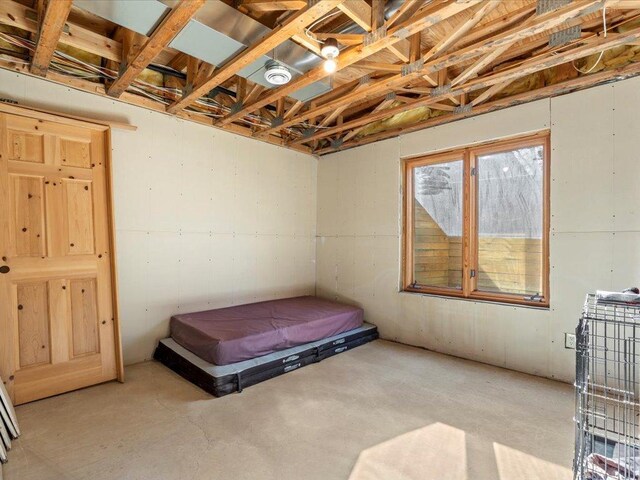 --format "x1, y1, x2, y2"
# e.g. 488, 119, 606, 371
0, 111, 122, 405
